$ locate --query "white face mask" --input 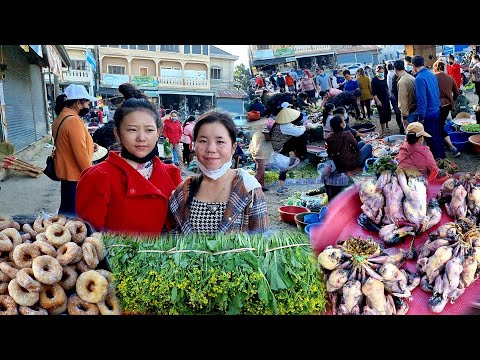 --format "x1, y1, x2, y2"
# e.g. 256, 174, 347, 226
197, 158, 232, 180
